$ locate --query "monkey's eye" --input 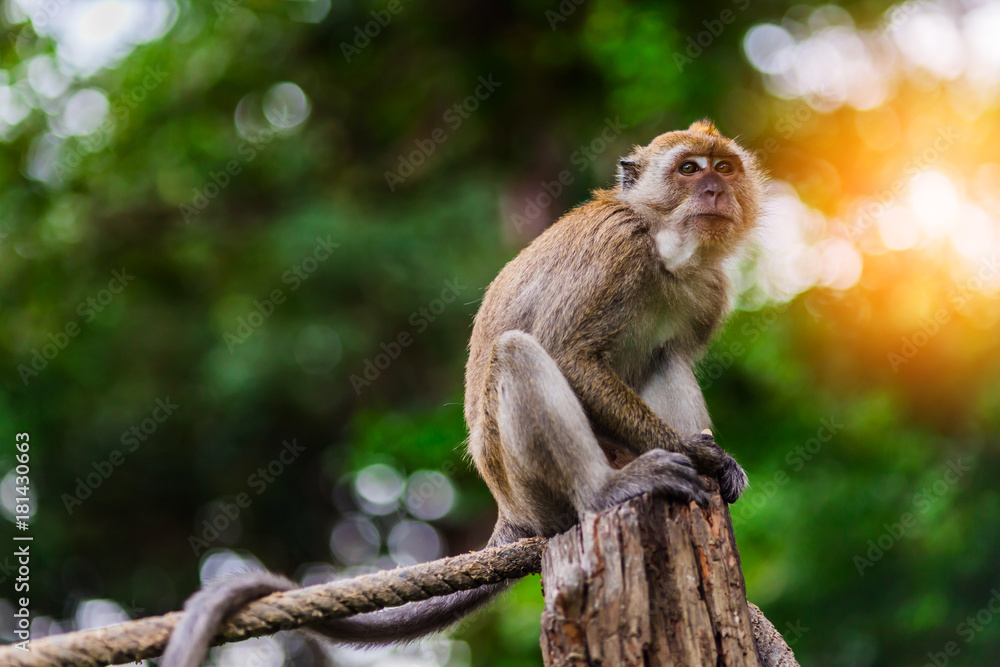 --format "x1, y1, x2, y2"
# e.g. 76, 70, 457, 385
679, 161, 699, 175
715, 160, 734, 174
